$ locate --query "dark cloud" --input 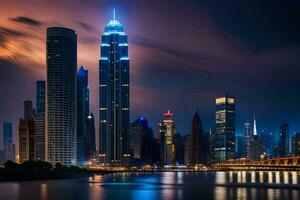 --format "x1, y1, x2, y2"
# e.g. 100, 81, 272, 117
76, 21, 95, 32
131, 35, 212, 70
10, 16, 43, 26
